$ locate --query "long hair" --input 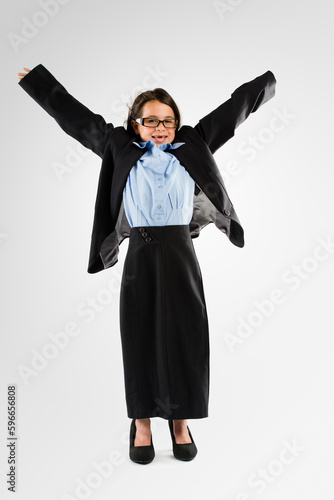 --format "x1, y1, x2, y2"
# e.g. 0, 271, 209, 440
126, 88, 181, 136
